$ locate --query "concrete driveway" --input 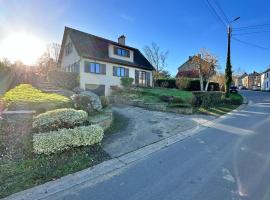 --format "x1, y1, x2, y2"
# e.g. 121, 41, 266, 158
102, 105, 215, 157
